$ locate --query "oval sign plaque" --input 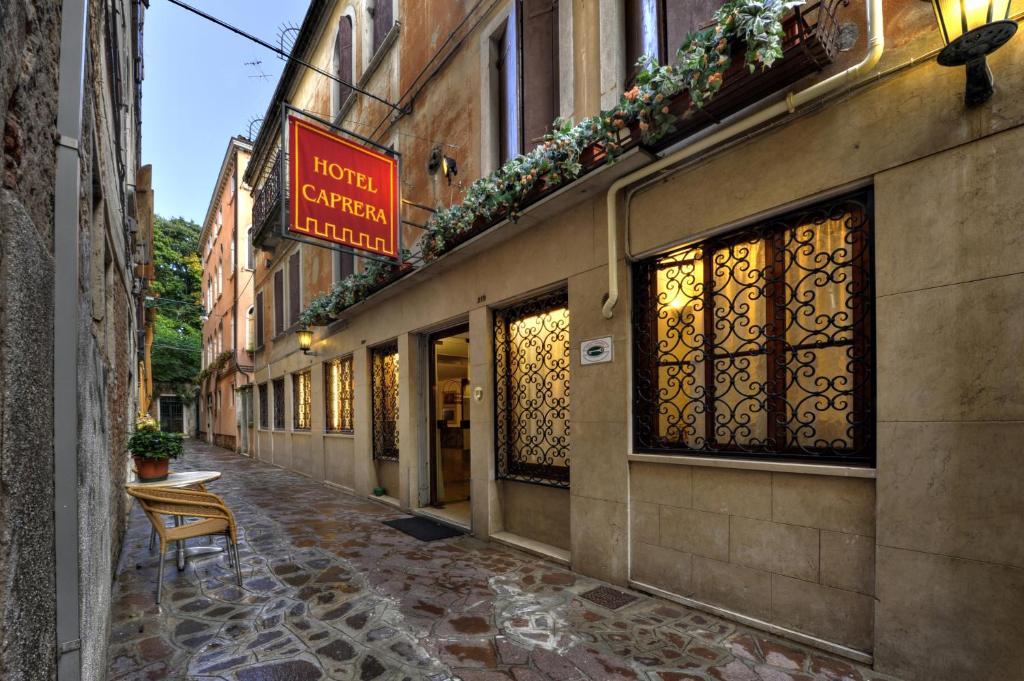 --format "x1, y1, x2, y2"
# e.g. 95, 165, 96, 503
580, 336, 613, 365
